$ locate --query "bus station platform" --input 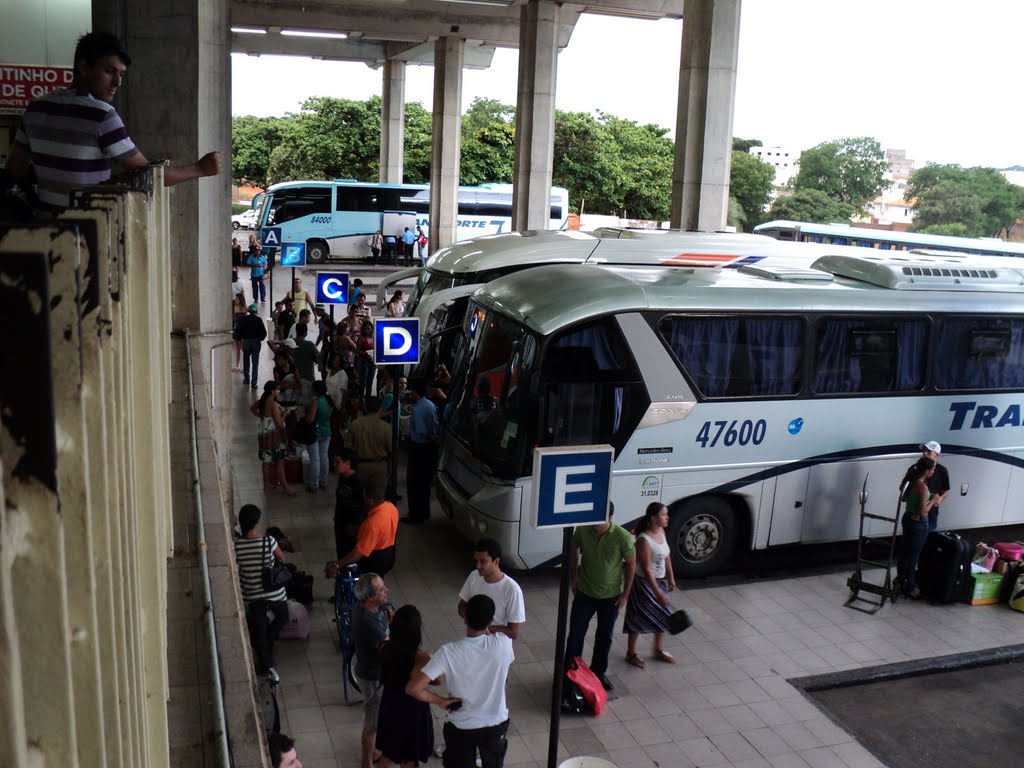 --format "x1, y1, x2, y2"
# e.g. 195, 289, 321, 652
227, 343, 1024, 768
